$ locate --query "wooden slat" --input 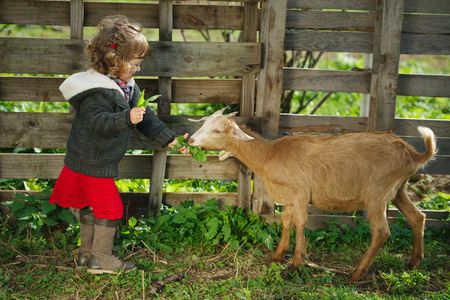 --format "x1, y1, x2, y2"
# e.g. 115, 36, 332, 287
287, 0, 376, 11
0, 37, 88, 74
369, 0, 404, 132
0, 77, 242, 103
282, 69, 371, 93
0, 38, 260, 76
140, 41, 261, 77
403, 0, 450, 14
0, 0, 70, 26
0, 154, 240, 180
394, 118, 450, 138
286, 10, 375, 31
262, 213, 449, 230
397, 74, 450, 98
284, 31, 374, 53
279, 114, 369, 133
402, 14, 450, 35
401, 34, 450, 55
253, 0, 288, 216
0, 112, 259, 149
